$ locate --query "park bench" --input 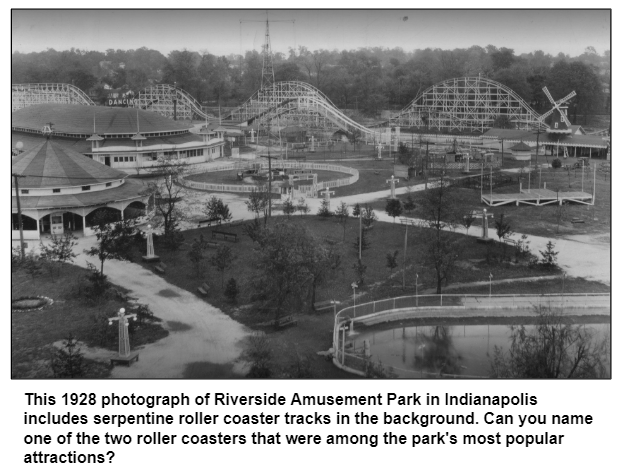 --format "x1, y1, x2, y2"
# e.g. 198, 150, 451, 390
197, 282, 210, 297
212, 230, 238, 242
205, 241, 219, 248
274, 316, 298, 329
198, 217, 221, 228
504, 238, 517, 247
154, 262, 167, 274
571, 218, 585, 224
313, 300, 339, 313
